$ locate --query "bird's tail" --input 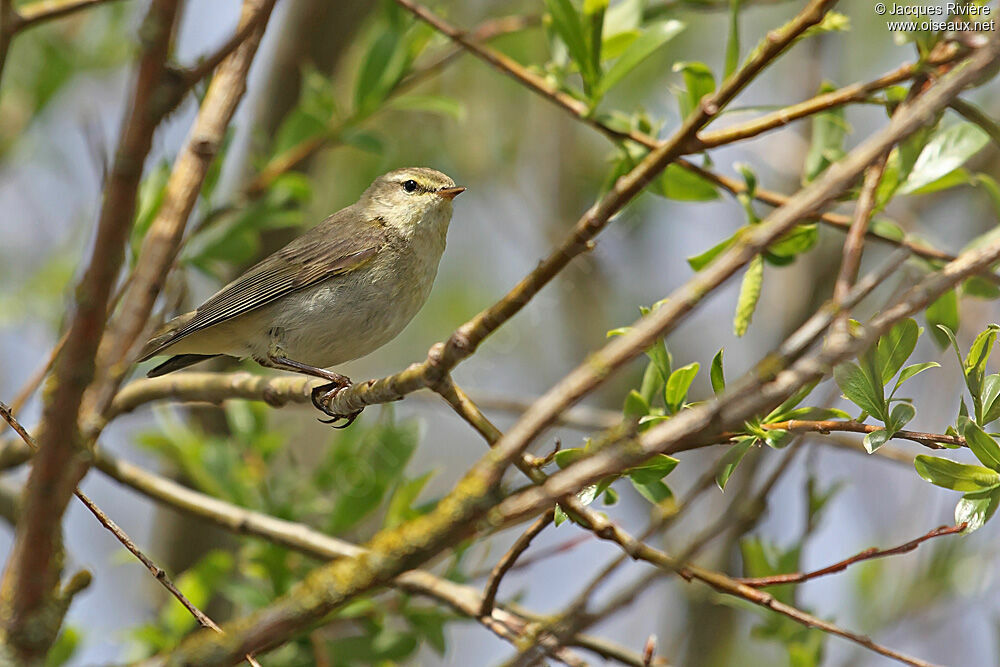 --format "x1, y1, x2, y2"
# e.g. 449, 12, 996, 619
147, 354, 220, 377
